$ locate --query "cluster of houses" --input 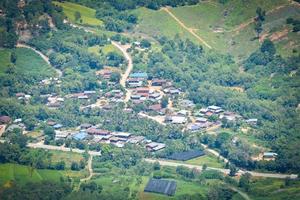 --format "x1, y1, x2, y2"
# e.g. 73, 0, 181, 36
54, 124, 166, 151
40, 77, 61, 86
